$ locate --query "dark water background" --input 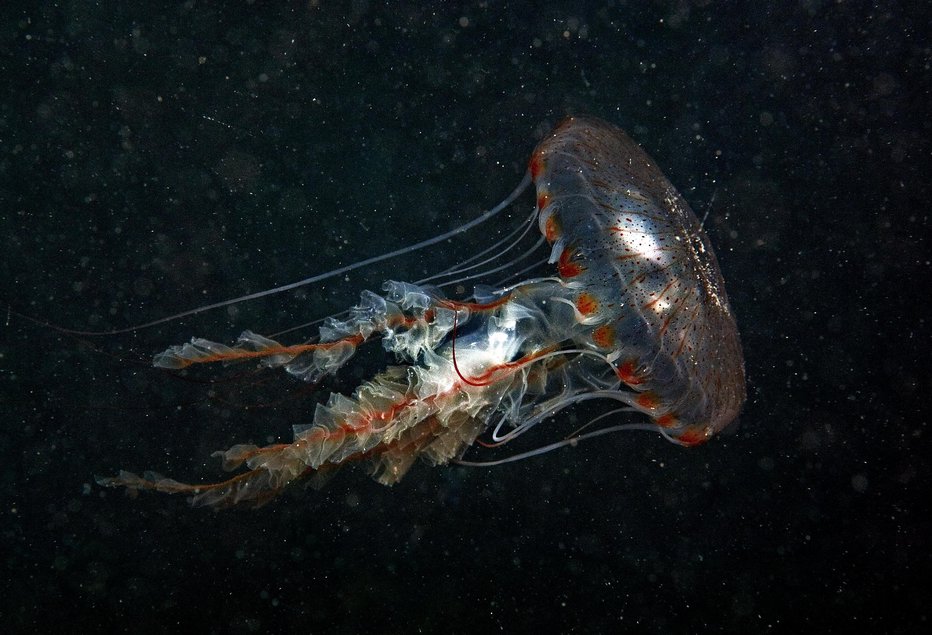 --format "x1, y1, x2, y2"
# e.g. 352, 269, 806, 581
1, 1, 928, 633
